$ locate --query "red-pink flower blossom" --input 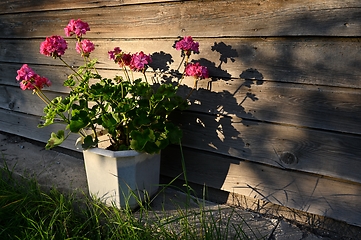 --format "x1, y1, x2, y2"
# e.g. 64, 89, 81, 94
64, 19, 90, 37
108, 47, 122, 61
175, 36, 199, 55
130, 51, 152, 71
40, 35, 68, 58
108, 47, 133, 67
76, 39, 95, 56
185, 62, 209, 79
16, 64, 36, 81
16, 64, 51, 90
33, 75, 52, 90
121, 53, 132, 67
